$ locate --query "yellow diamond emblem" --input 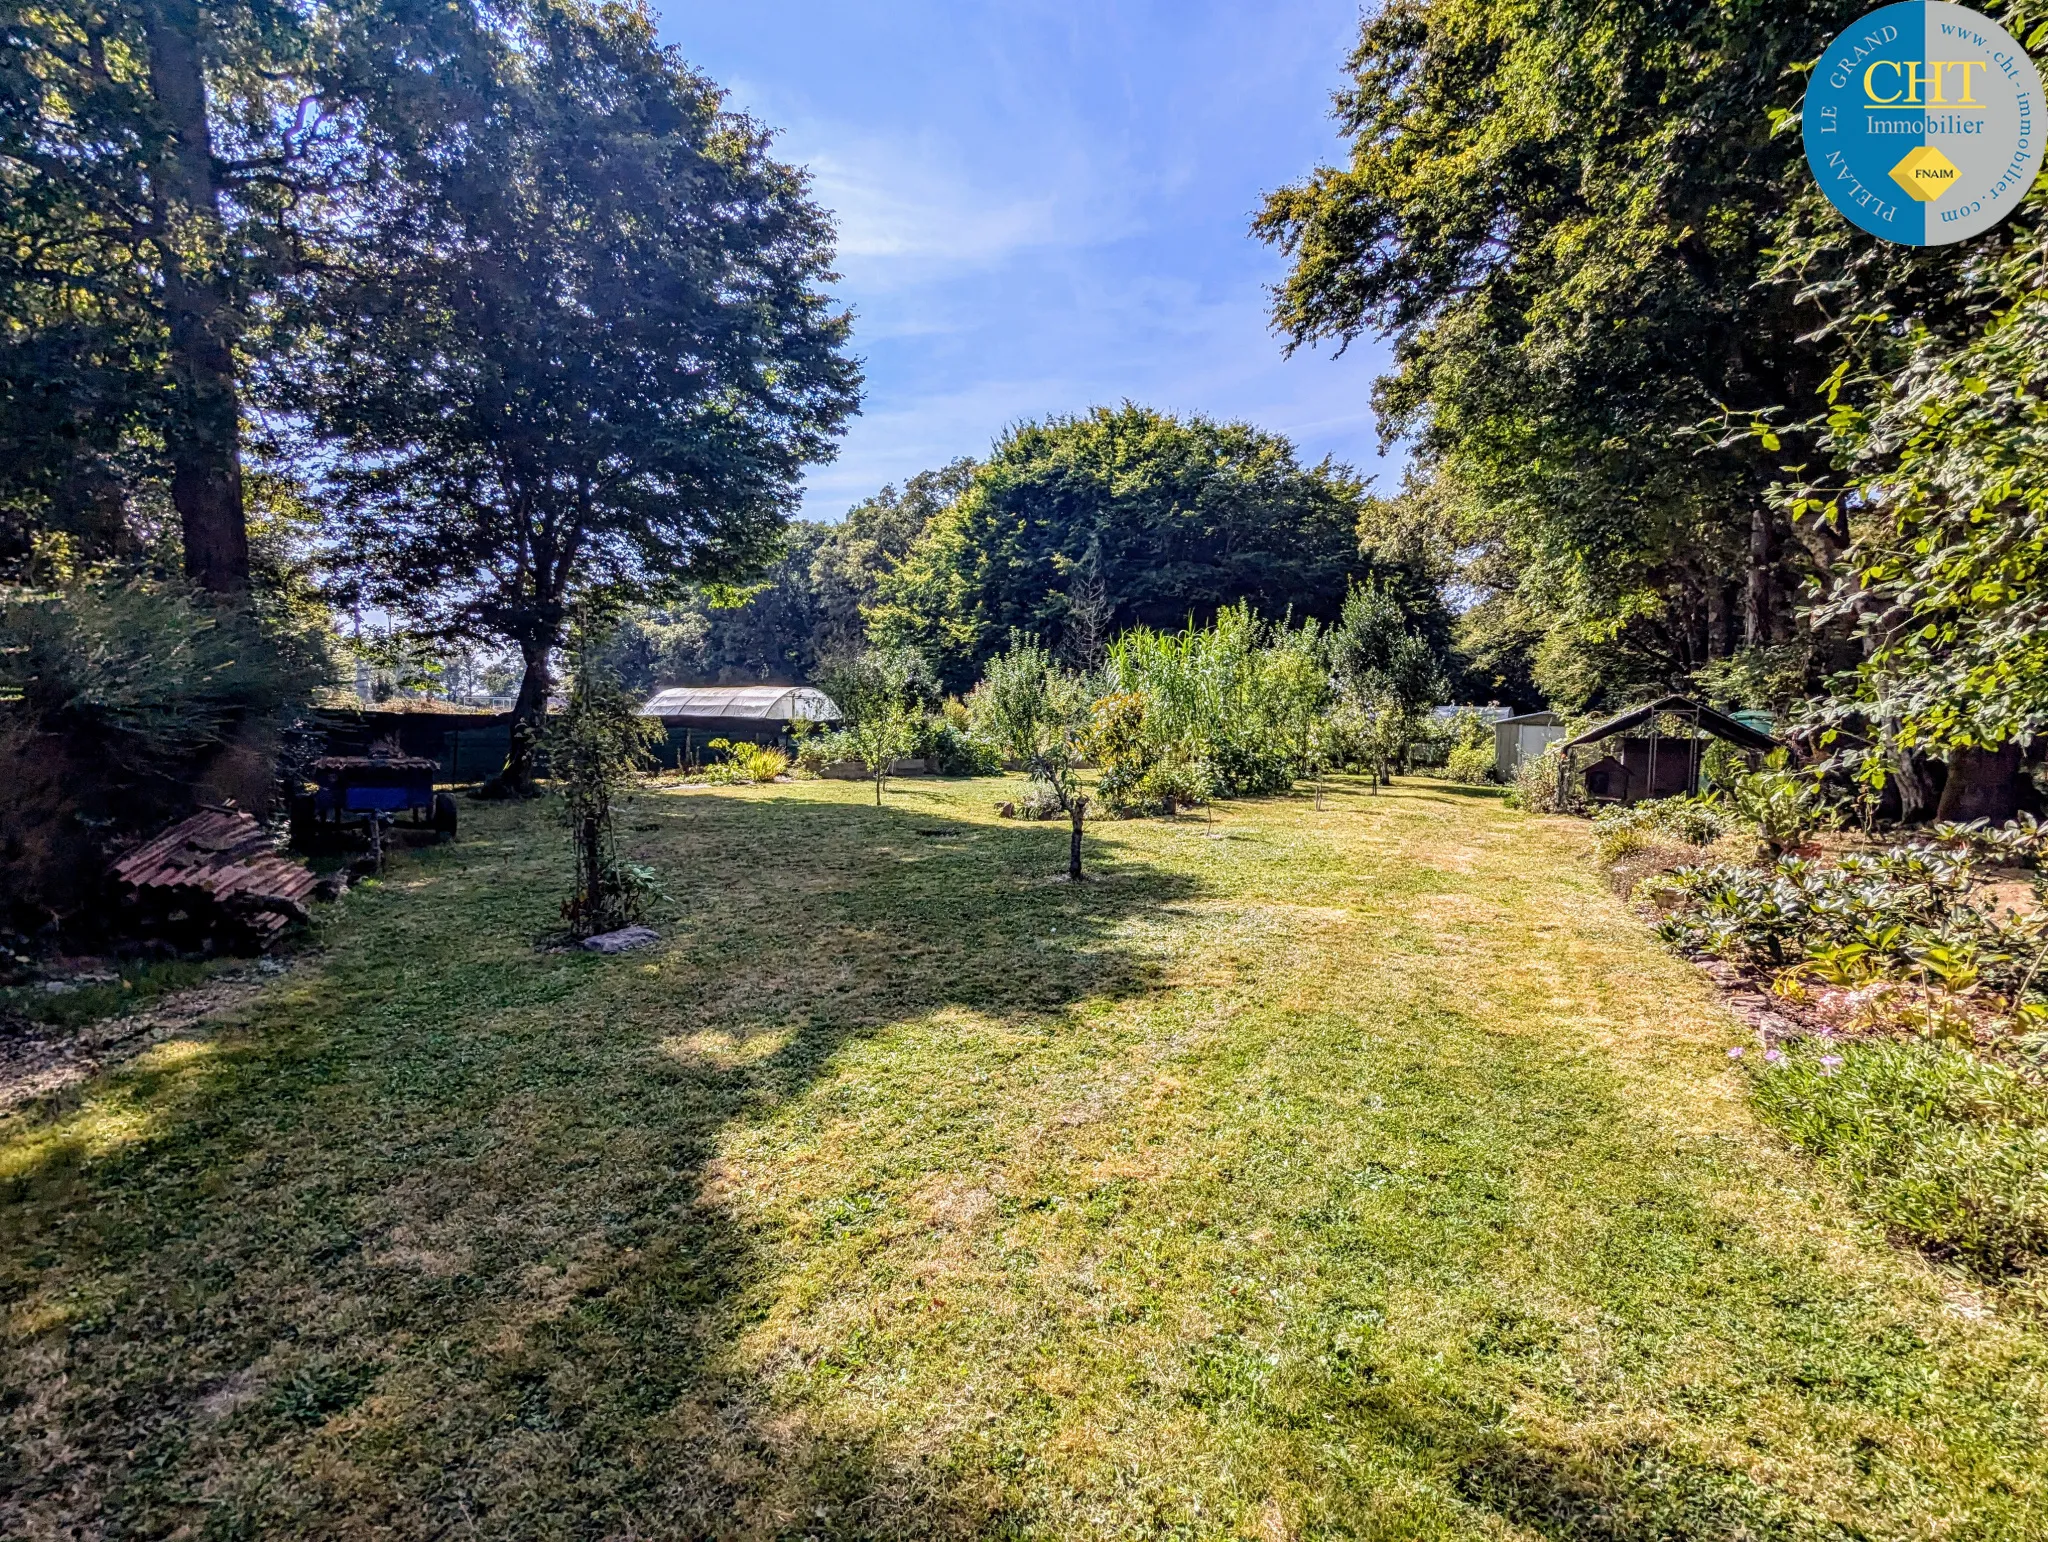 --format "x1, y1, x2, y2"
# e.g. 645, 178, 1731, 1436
1890, 144, 1960, 202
